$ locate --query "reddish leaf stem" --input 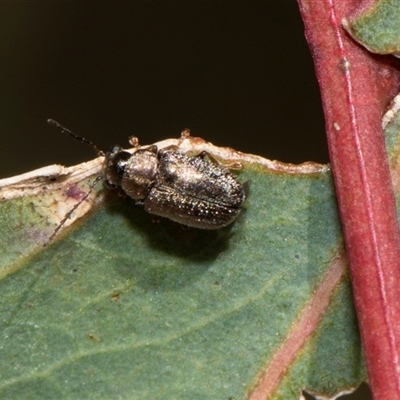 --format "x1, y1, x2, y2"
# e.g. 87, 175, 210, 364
297, 0, 400, 398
